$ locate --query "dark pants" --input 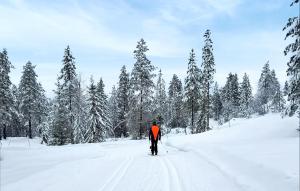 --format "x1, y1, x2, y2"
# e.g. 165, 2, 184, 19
151, 139, 158, 155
